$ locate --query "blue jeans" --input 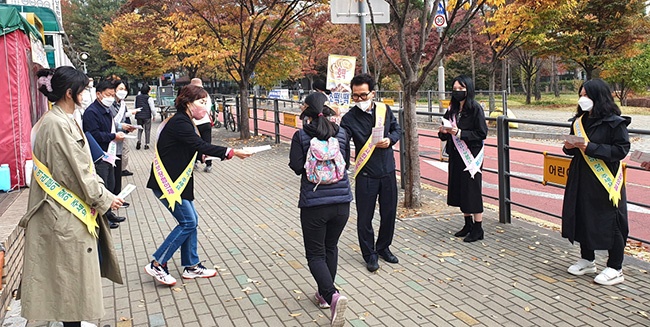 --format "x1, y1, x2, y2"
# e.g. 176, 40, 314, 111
151, 190, 200, 267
